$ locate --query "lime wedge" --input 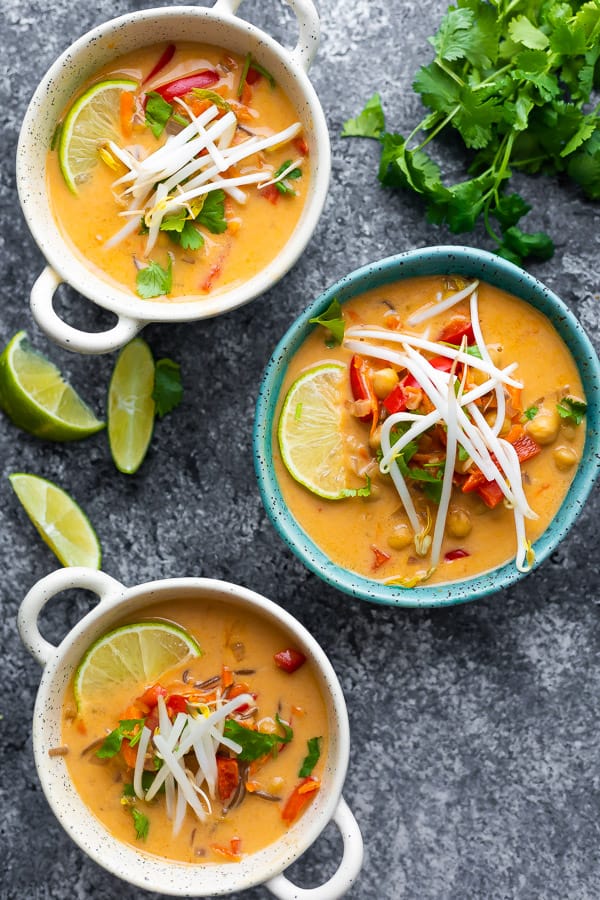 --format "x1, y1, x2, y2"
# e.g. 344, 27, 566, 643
0, 331, 104, 440
9, 473, 101, 568
108, 338, 155, 474
278, 362, 353, 500
58, 78, 137, 193
74, 621, 202, 710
